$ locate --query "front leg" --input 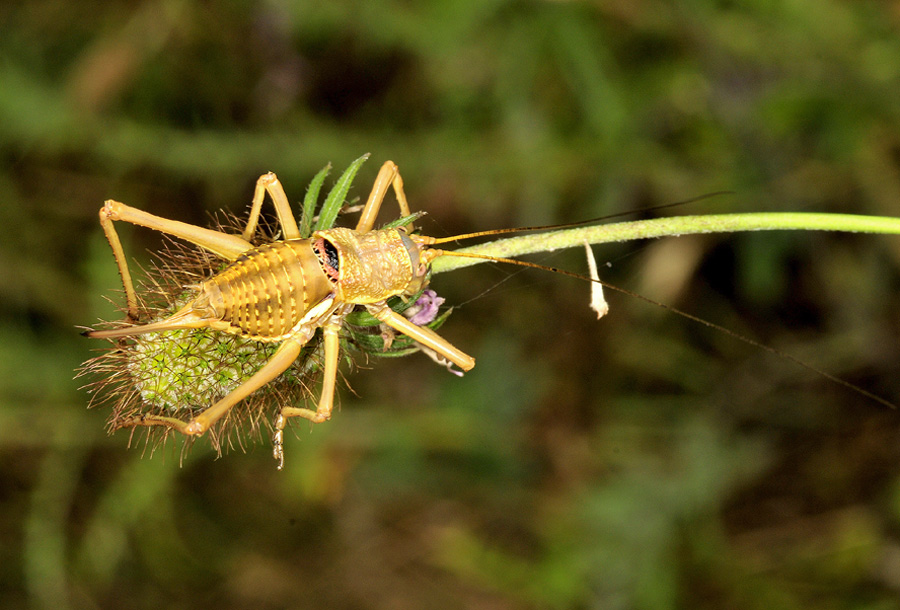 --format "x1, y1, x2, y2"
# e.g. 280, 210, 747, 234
367, 303, 475, 372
